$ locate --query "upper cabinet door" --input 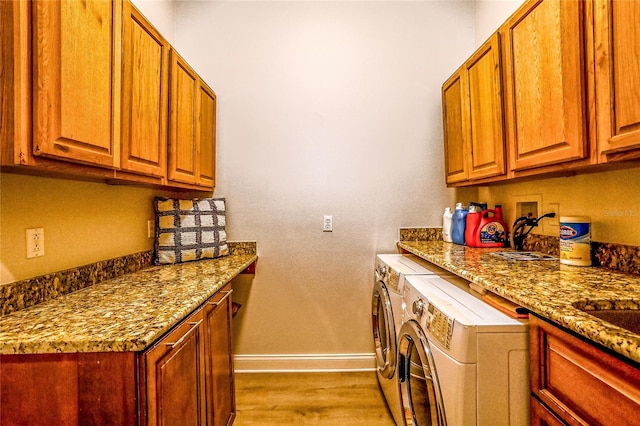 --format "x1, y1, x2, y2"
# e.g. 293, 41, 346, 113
442, 72, 468, 184
464, 33, 506, 180
121, 1, 169, 178
595, 0, 640, 159
33, 0, 122, 169
502, 0, 589, 172
168, 50, 216, 190
169, 50, 198, 185
197, 83, 216, 189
